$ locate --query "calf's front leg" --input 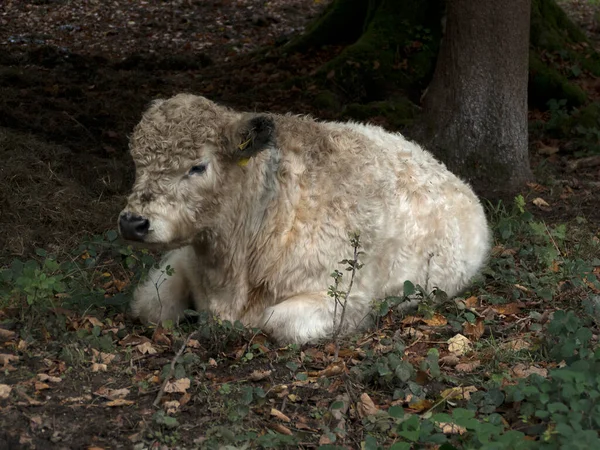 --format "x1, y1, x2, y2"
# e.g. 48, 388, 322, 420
130, 247, 196, 324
